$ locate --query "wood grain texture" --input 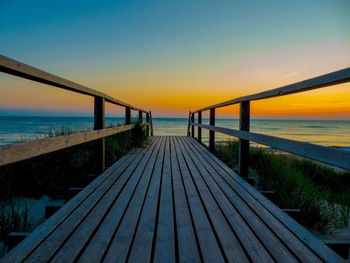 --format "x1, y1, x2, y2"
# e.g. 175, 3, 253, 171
192, 123, 350, 170
3, 137, 343, 263
0, 124, 135, 167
